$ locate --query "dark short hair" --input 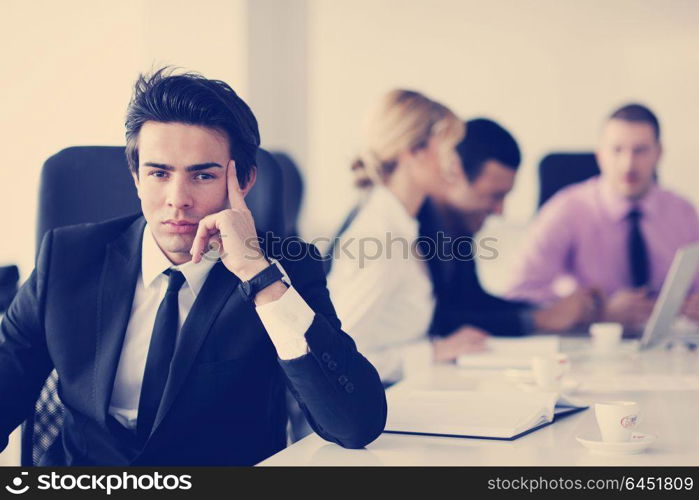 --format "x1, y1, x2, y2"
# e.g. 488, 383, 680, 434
608, 103, 660, 141
456, 118, 521, 181
125, 67, 260, 187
